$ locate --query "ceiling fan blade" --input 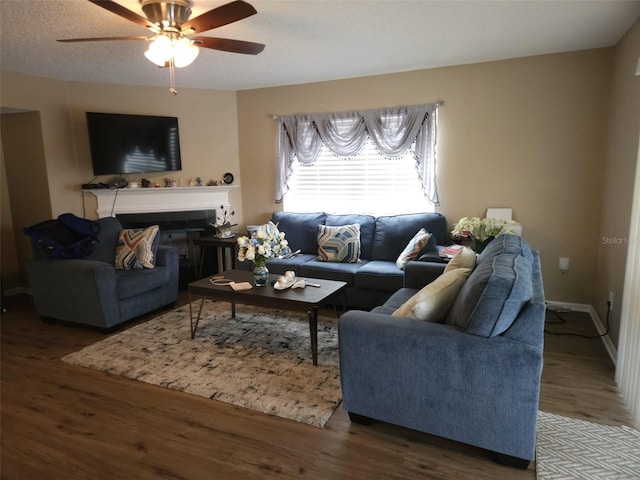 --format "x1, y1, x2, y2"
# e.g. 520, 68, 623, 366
57, 36, 149, 43
88, 0, 157, 30
192, 36, 265, 55
182, 0, 257, 34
